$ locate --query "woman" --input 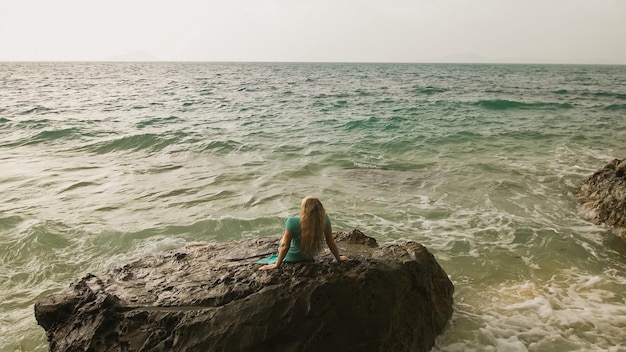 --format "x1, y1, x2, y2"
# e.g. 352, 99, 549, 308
258, 196, 348, 270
